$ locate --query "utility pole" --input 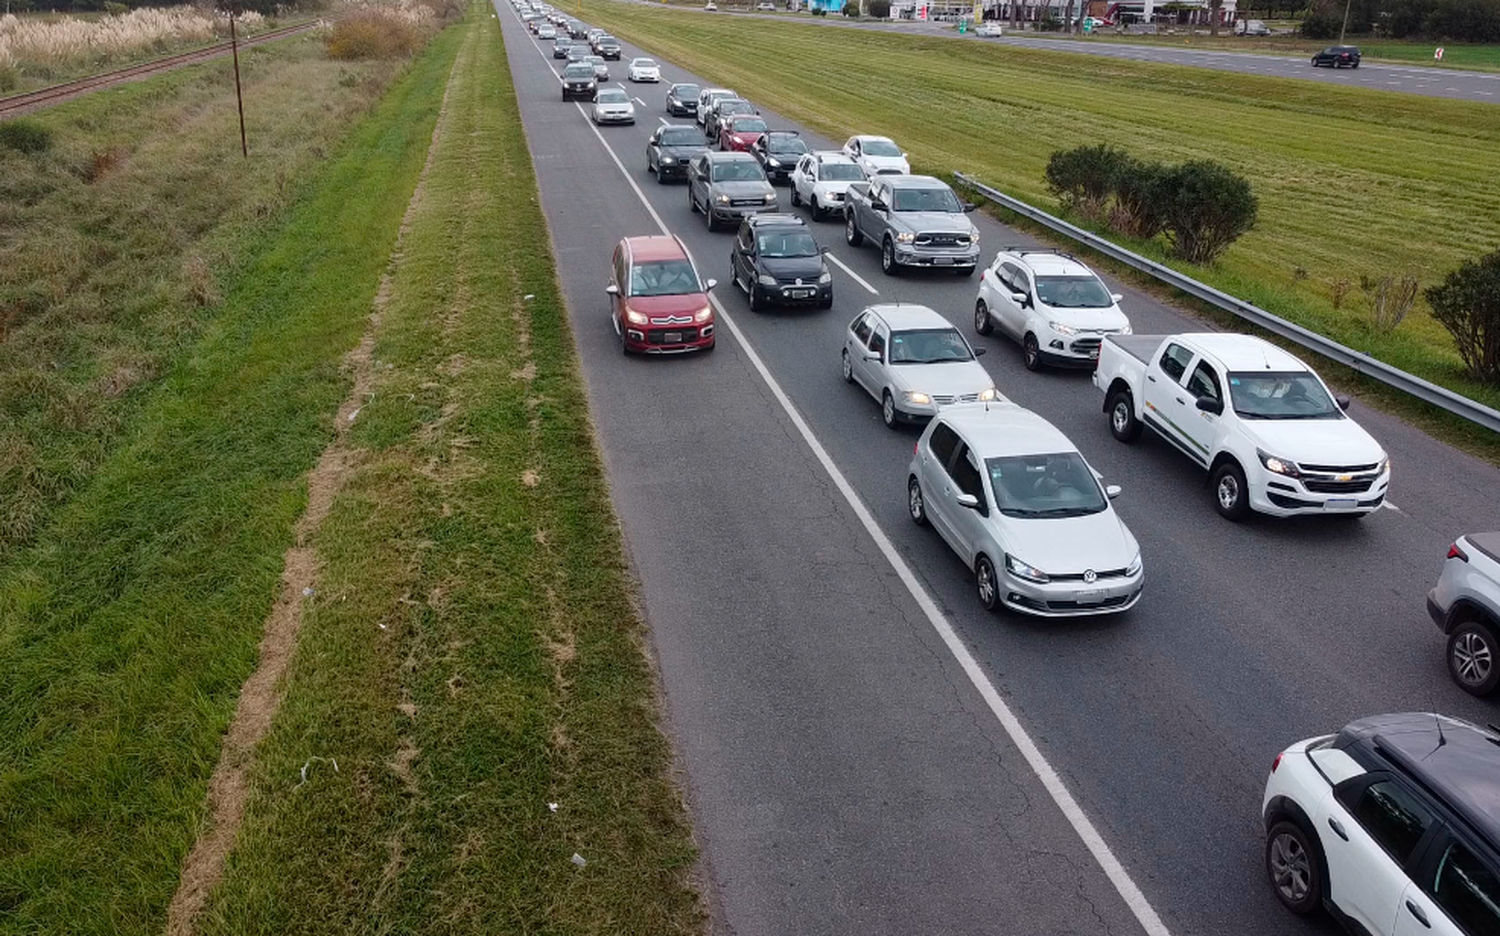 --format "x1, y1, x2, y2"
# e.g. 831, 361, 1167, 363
1337, 0, 1352, 42
229, 1, 248, 157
